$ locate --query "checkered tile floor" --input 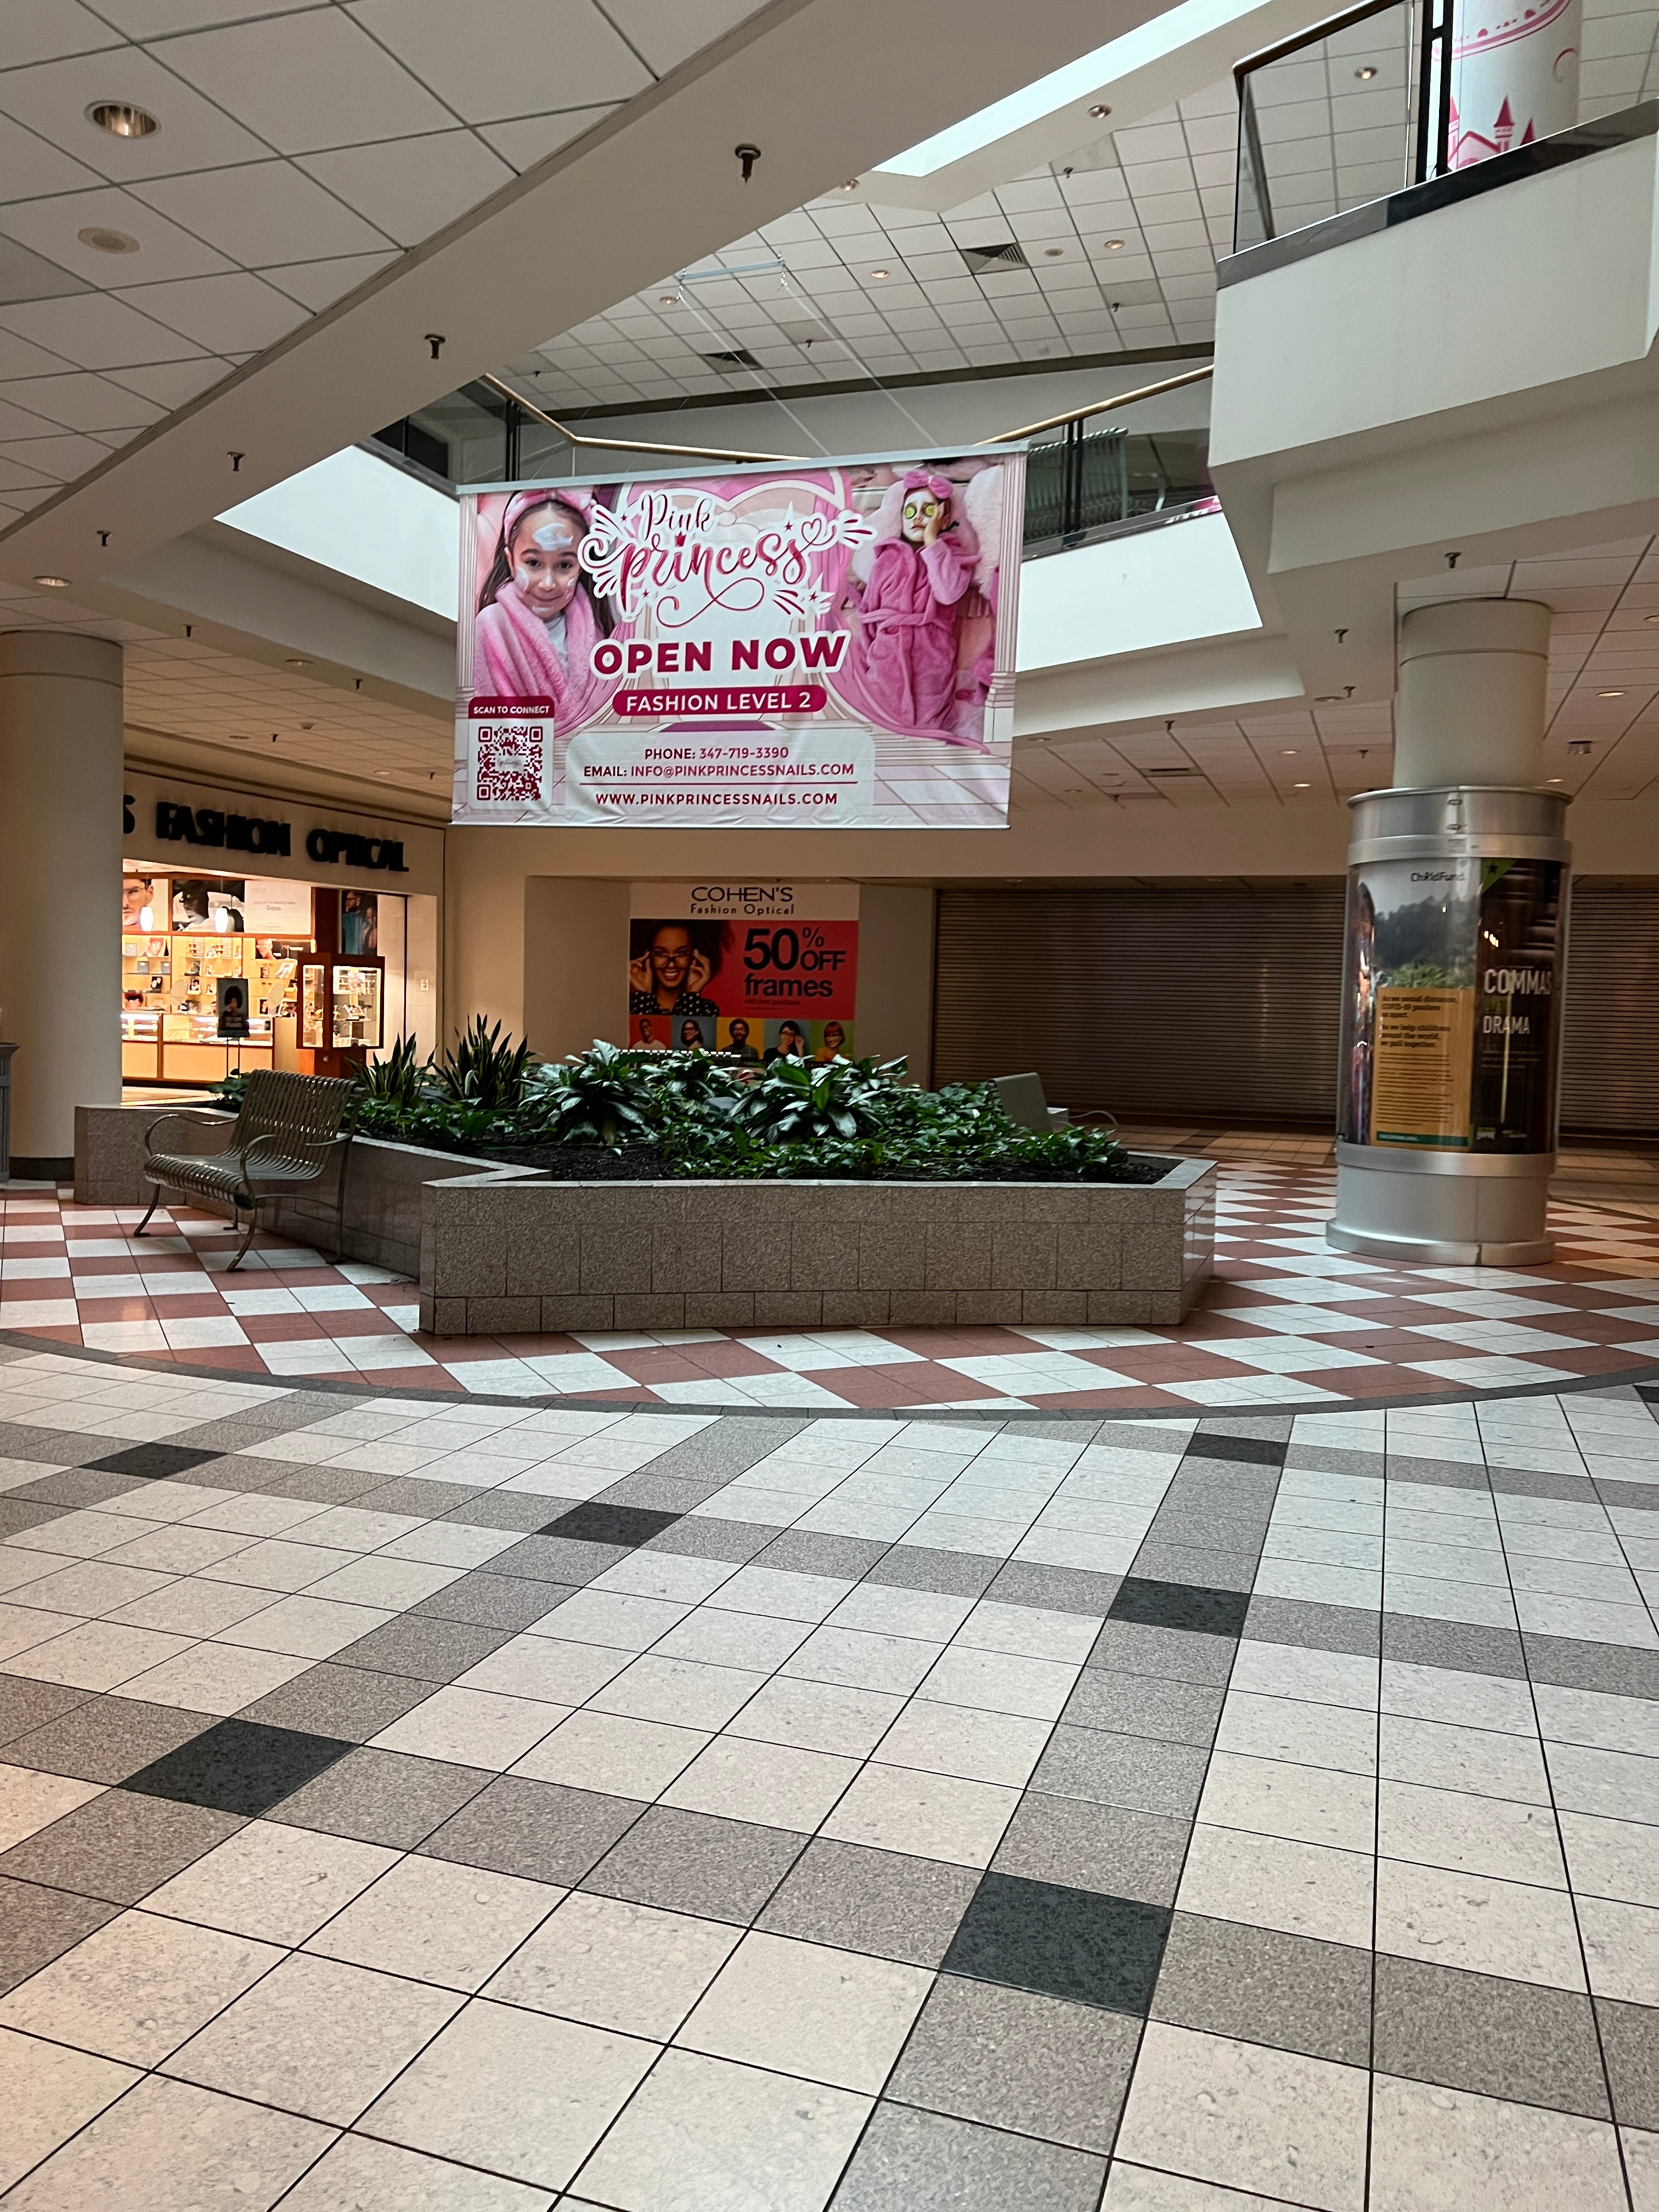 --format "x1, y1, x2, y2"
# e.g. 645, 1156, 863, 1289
6, 1167, 1659, 1413
0, 1356, 1655, 2207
